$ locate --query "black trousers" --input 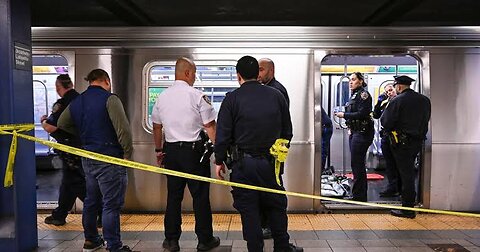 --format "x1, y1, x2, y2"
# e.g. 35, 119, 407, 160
349, 131, 374, 201
381, 137, 401, 193
230, 155, 290, 252
391, 141, 422, 207
51, 165, 87, 220
163, 143, 214, 243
